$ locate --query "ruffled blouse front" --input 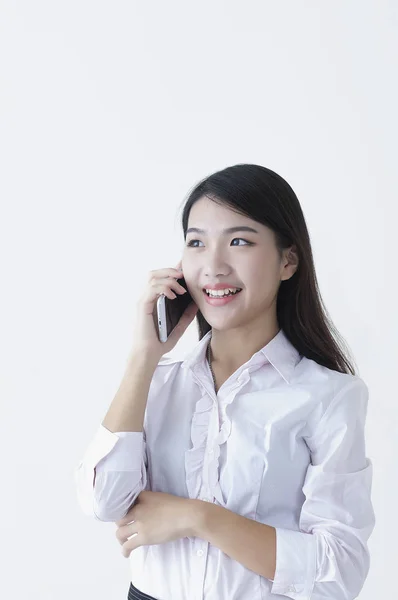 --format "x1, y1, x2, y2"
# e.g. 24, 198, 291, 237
184, 352, 262, 508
